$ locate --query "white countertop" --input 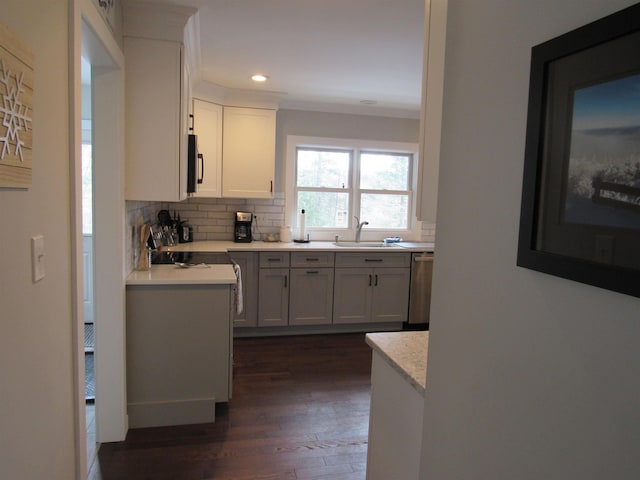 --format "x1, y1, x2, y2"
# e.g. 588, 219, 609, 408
126, 264, 237, 285
366, 331, 429, 396
164, 240, 435, 253
128, 240, 433, 285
